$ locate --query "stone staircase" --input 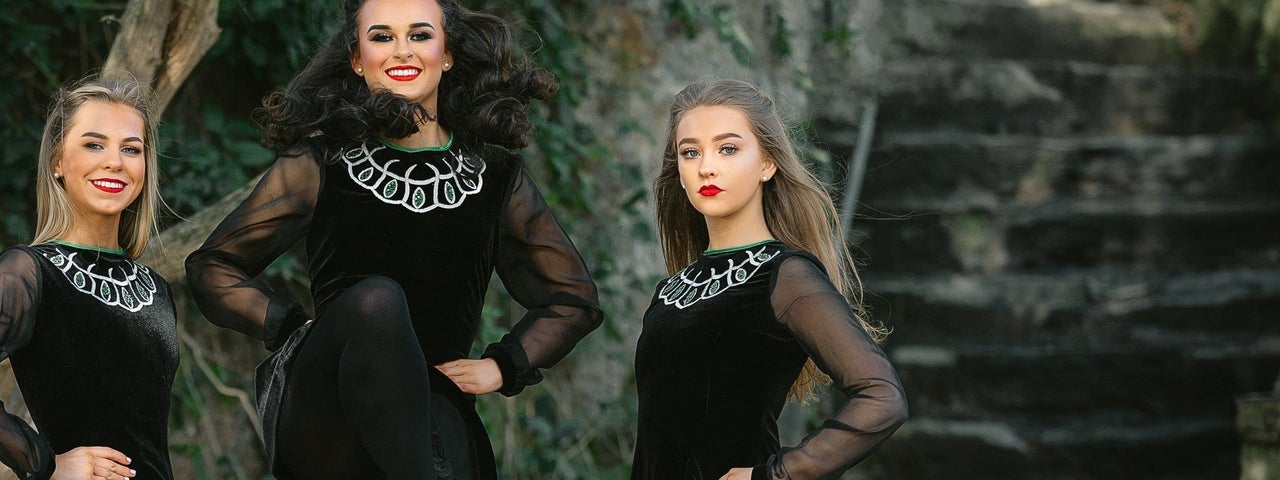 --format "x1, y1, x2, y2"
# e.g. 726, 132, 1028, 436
814, 1, 1280, 478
